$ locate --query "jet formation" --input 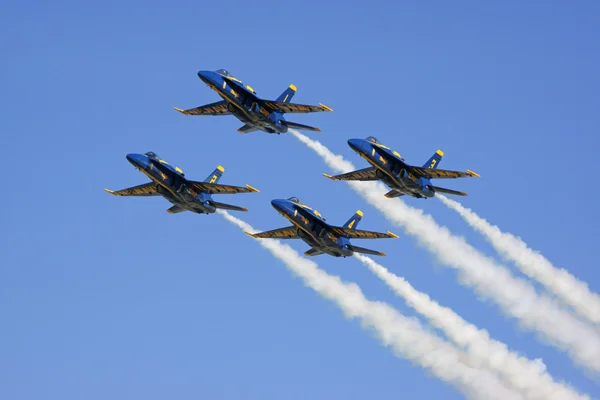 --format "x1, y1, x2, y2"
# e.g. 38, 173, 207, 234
106, 69, 480, 257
